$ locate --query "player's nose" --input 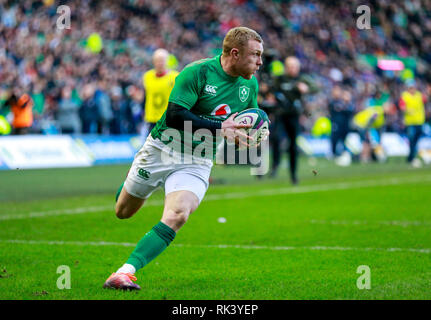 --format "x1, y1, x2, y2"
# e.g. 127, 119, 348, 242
257, 57, 263, 66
